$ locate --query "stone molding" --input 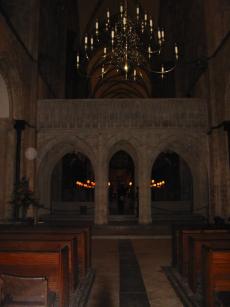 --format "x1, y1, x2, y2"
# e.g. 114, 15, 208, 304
37, 98, 208, 130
